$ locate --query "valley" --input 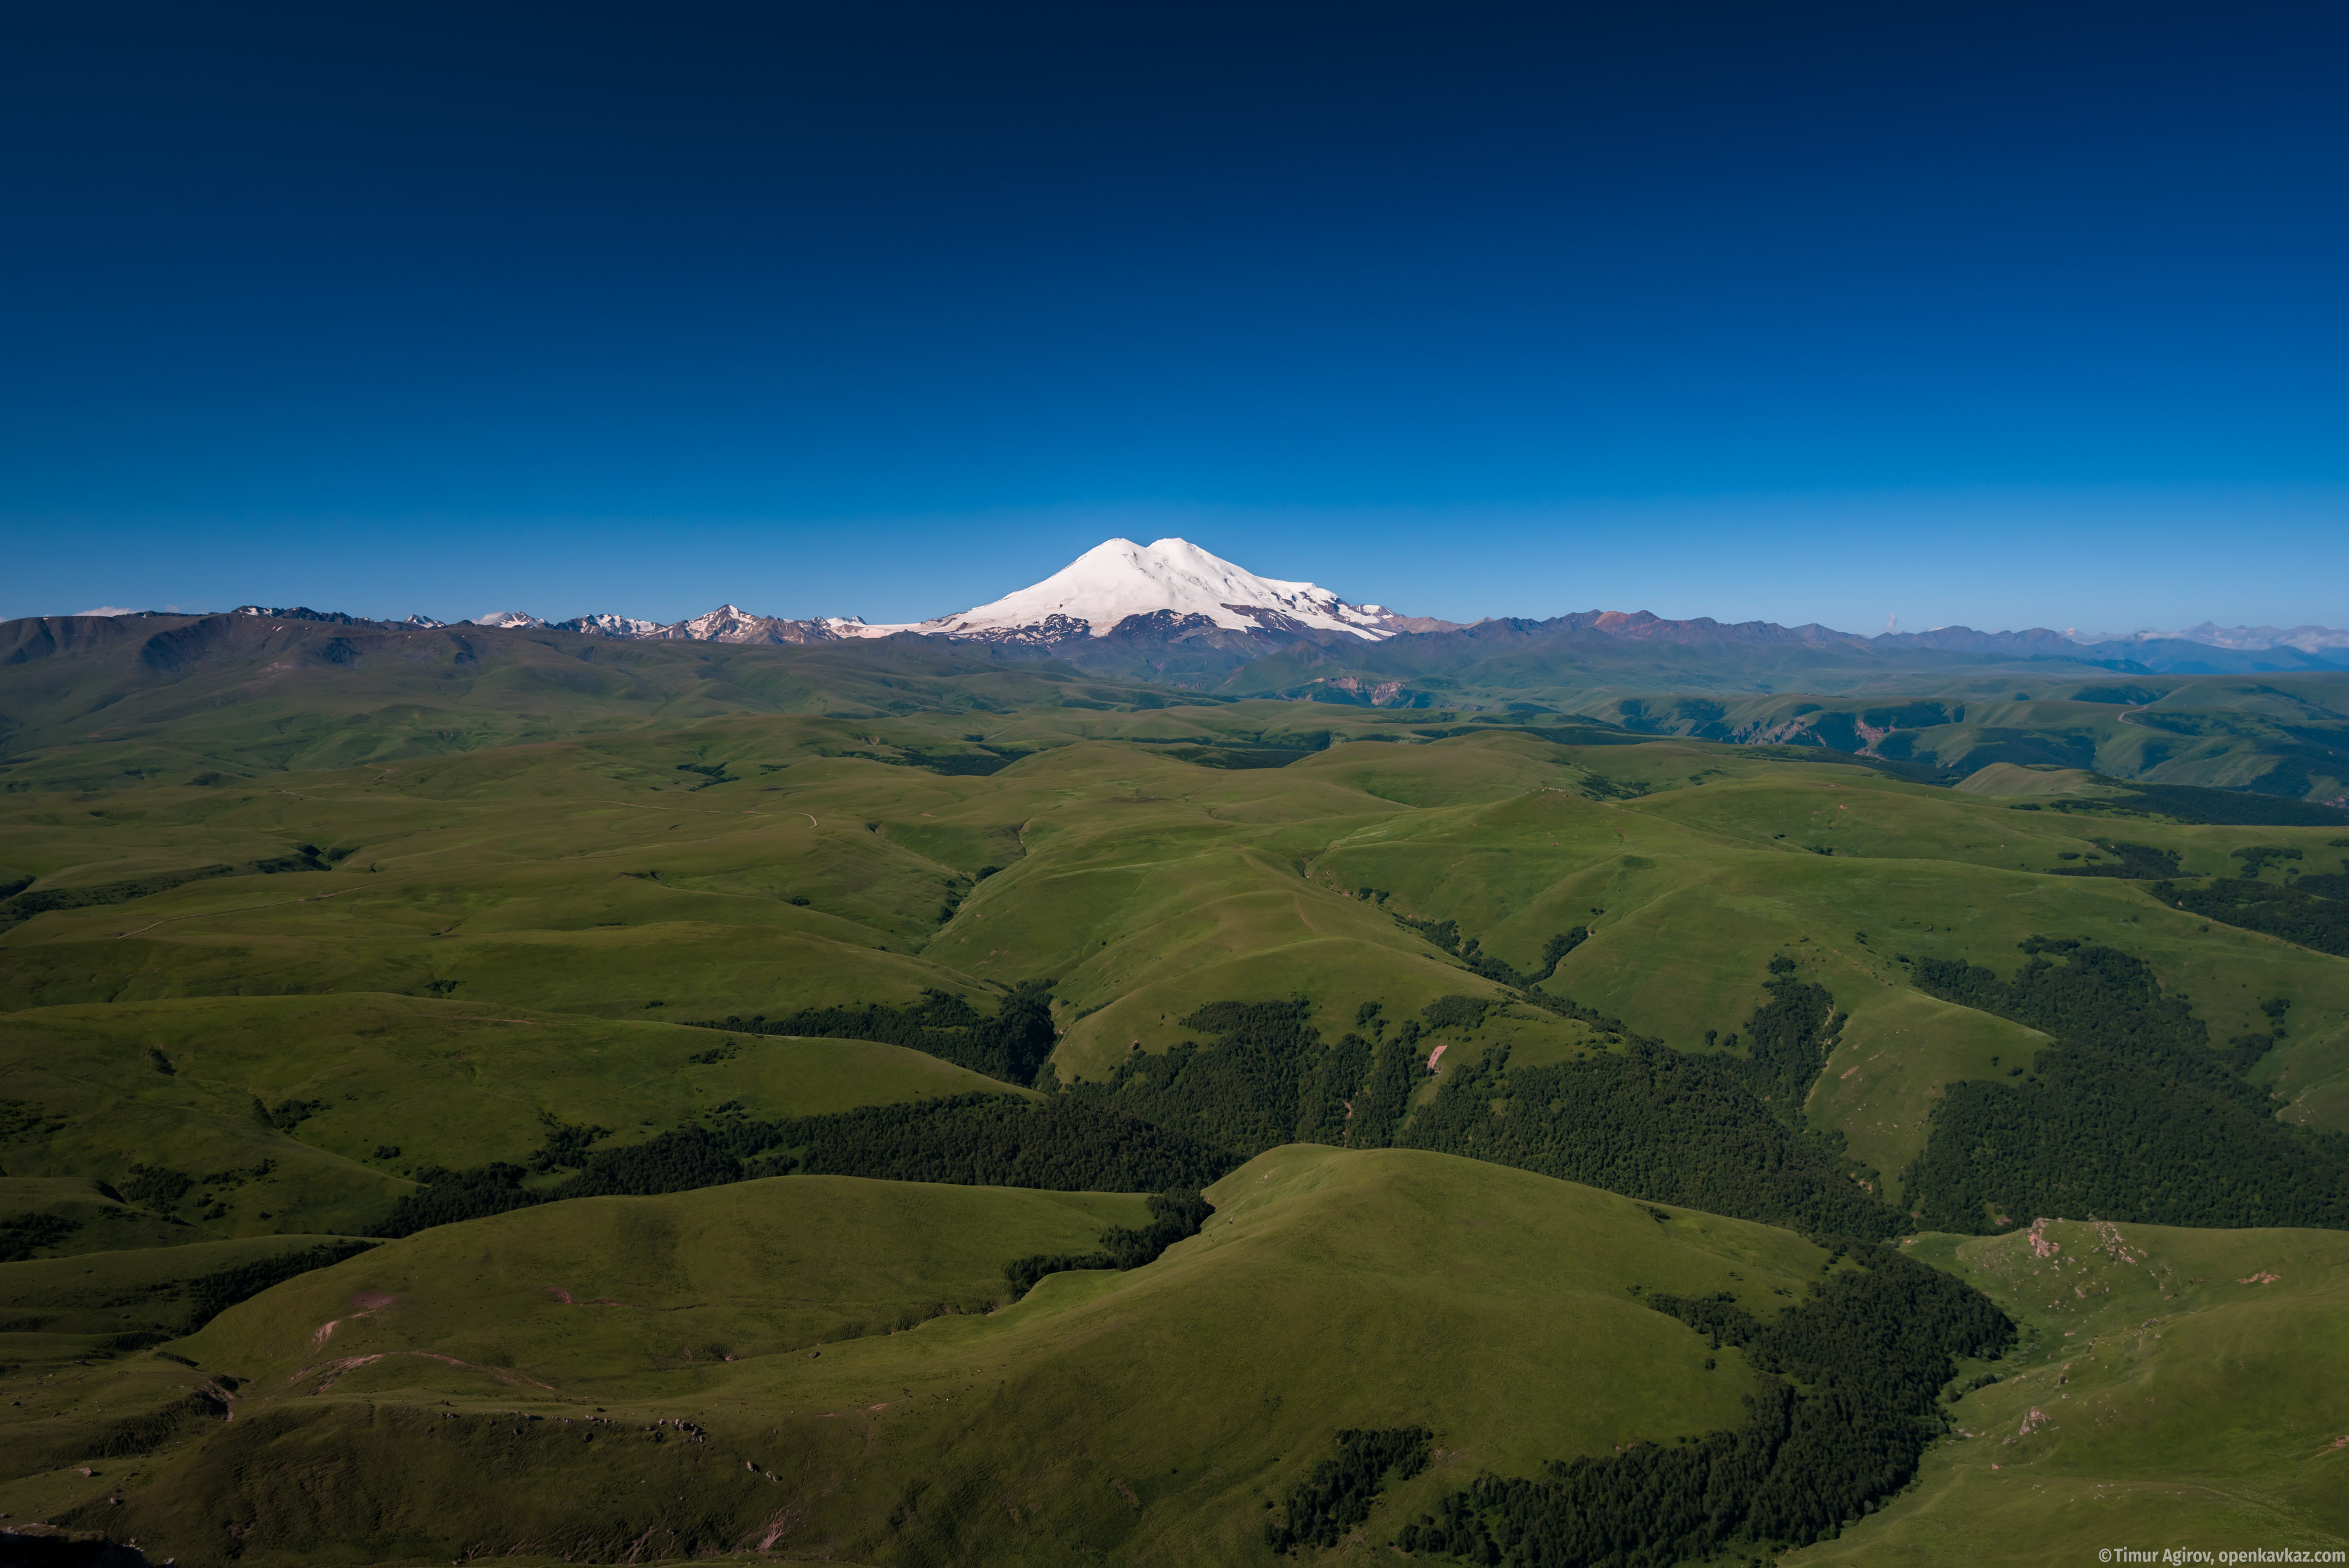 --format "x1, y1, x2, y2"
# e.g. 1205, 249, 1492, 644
2, 613, 2347, 1565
